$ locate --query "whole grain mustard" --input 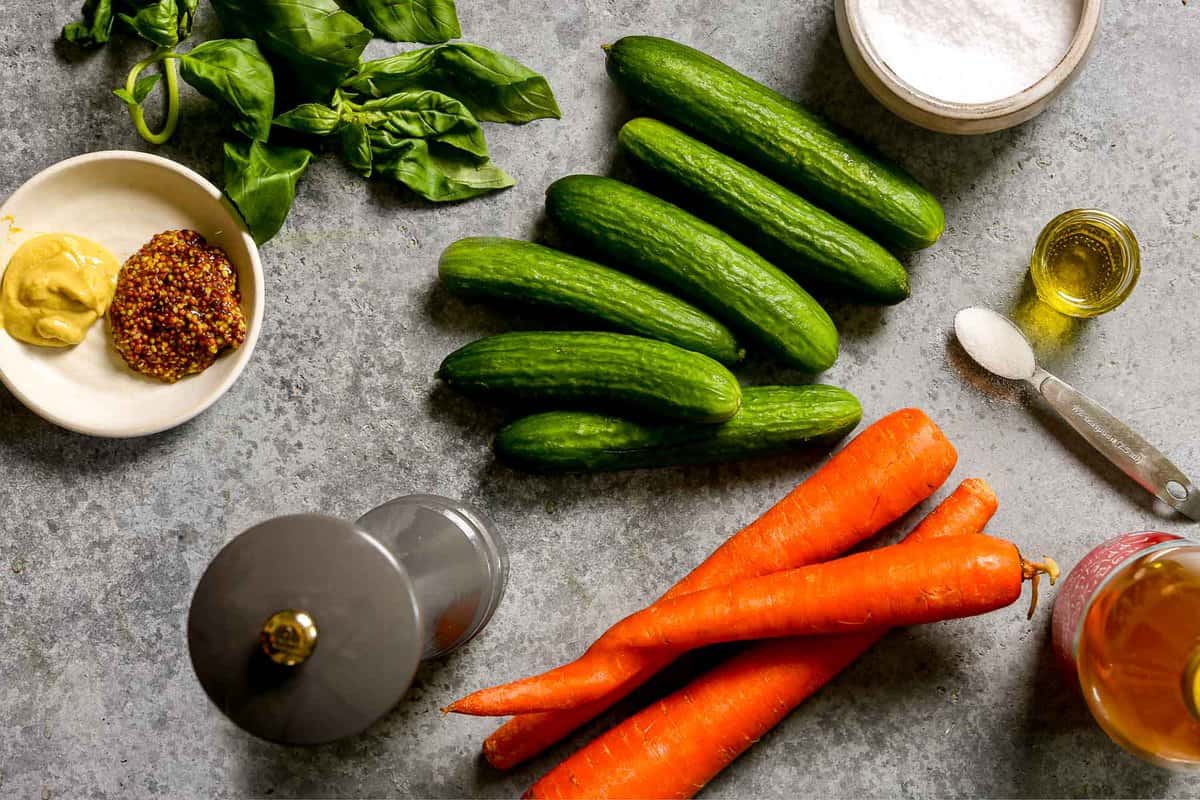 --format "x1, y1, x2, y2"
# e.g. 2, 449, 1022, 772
108, 229, 246, 383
